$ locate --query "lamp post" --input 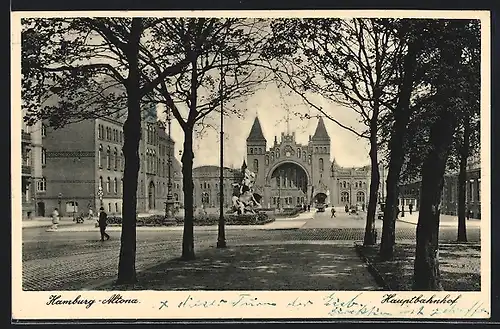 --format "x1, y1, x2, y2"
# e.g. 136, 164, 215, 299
97, 186, 103, 209
165, 107, 175, 222
58, 193, 62, 214
217, 52, 227, 249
